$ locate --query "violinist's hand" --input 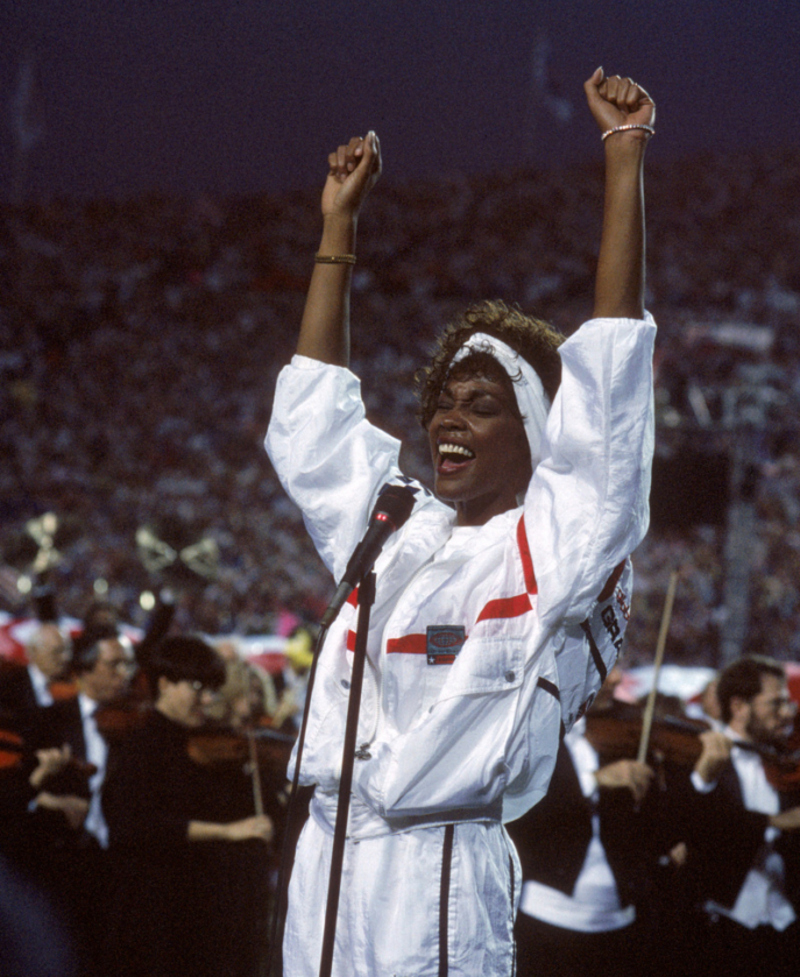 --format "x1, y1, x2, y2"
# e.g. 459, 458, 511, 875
29, 745, 72, 789
35, 791, 89, 831
224, 814, 274, 844
584, 68, 655, 138
694, 730, 732, 785
321, 132, 381, 221
595, 758, 654, 804
770, 806, 800, 832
